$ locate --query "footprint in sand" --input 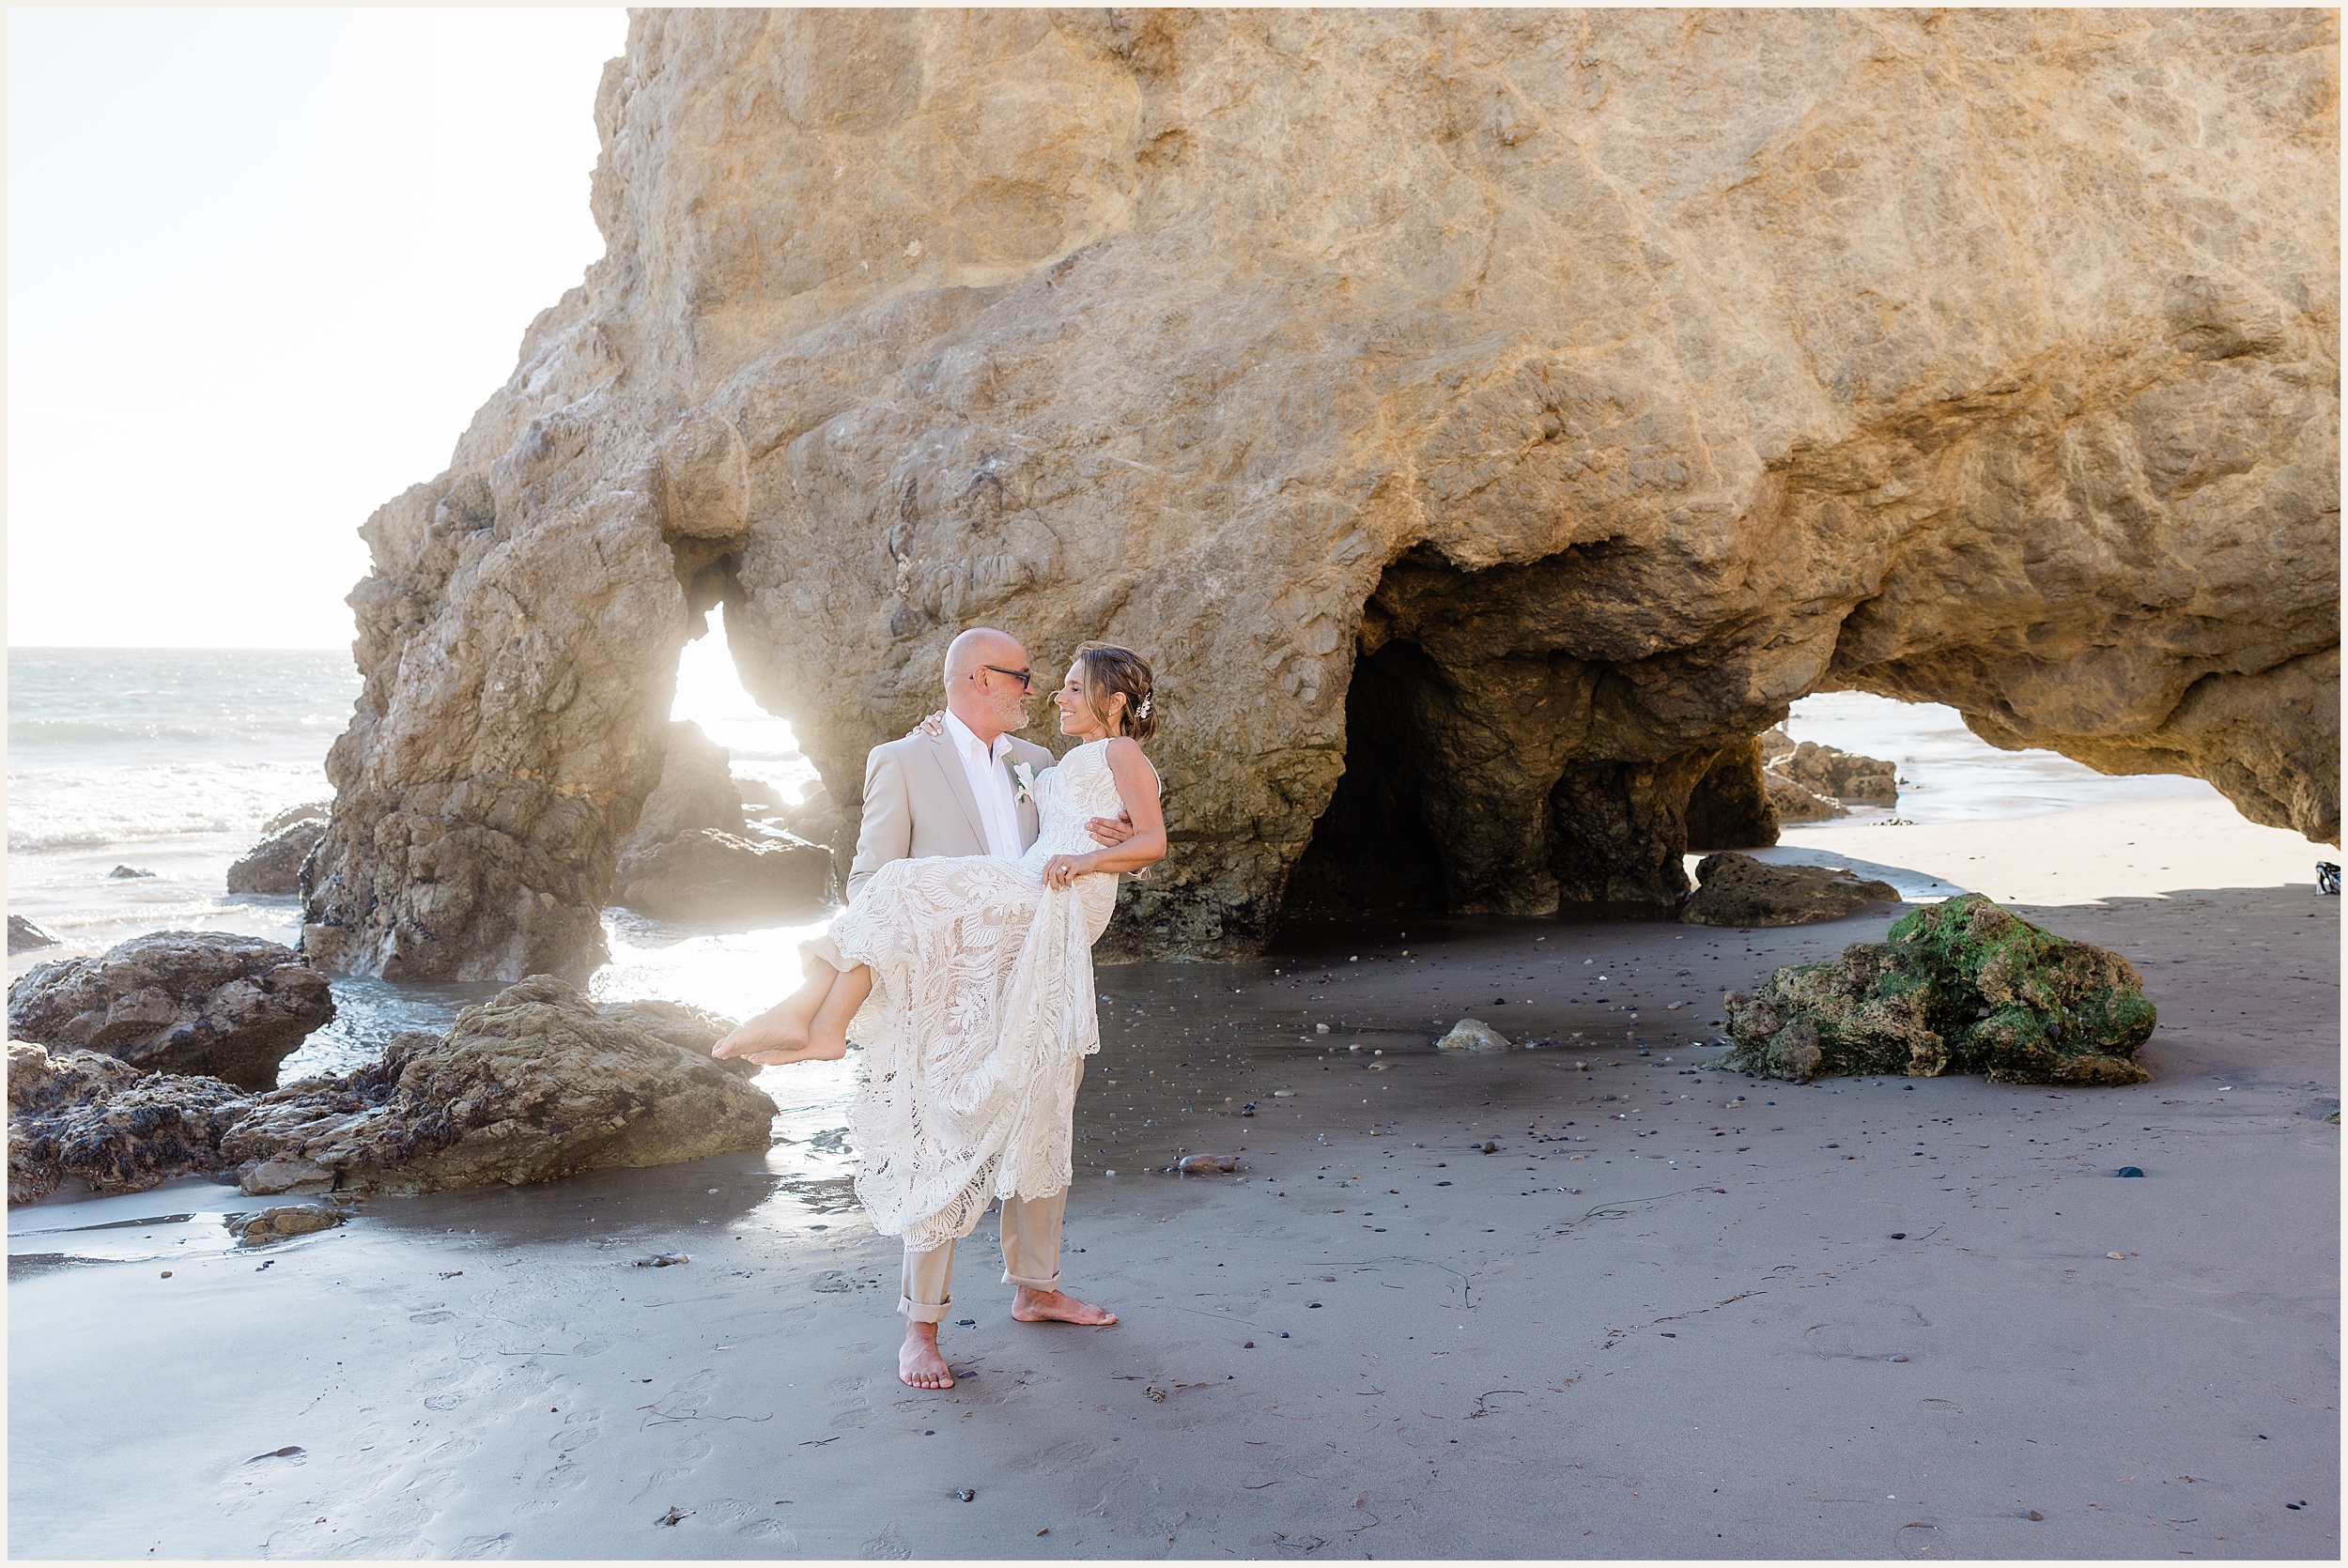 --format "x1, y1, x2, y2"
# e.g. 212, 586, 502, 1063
452, 1530, 515, 1559
858, 1525, 915, 1560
